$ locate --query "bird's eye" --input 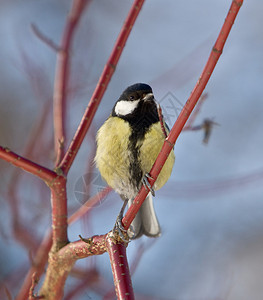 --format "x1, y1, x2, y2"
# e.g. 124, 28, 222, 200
129, 95, 135, 100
